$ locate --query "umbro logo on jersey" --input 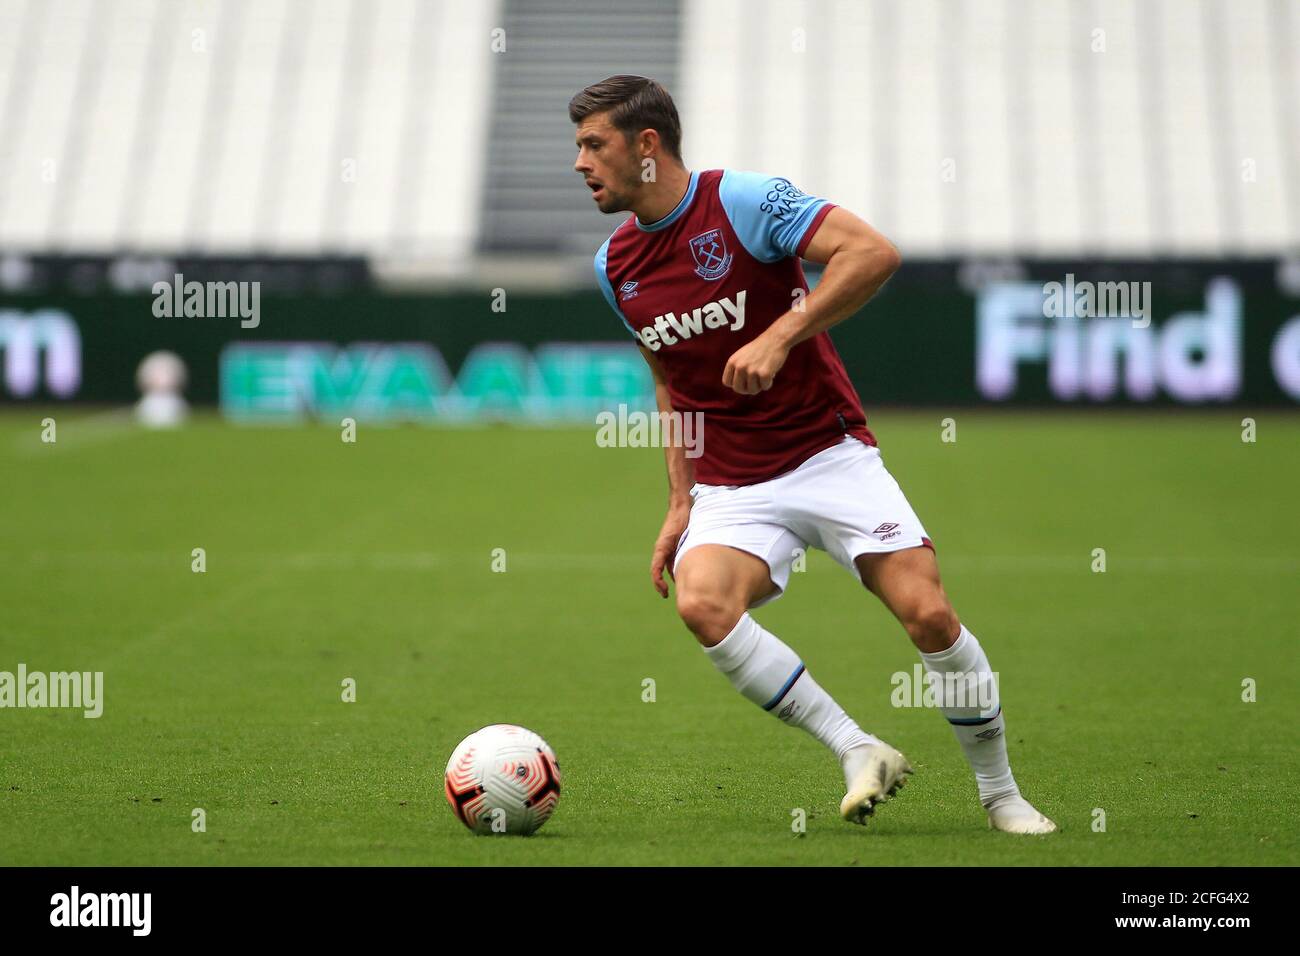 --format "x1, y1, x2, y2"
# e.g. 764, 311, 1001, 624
637, 290, 747, 352
619, 280, 639, 301
873, 522, 901, 540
